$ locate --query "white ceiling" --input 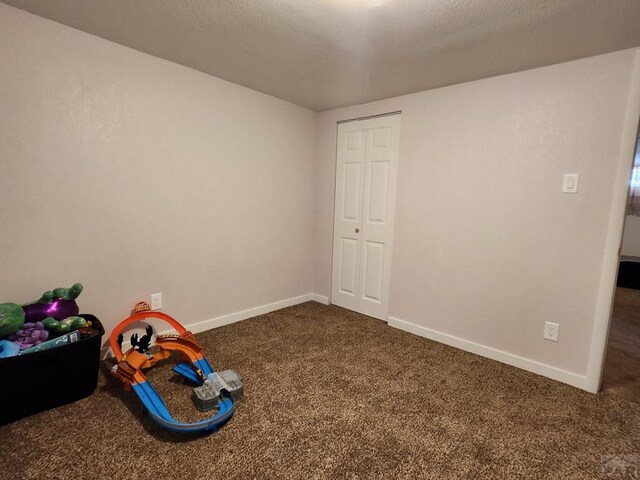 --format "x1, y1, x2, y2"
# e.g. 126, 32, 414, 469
3, 0, 640, 111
